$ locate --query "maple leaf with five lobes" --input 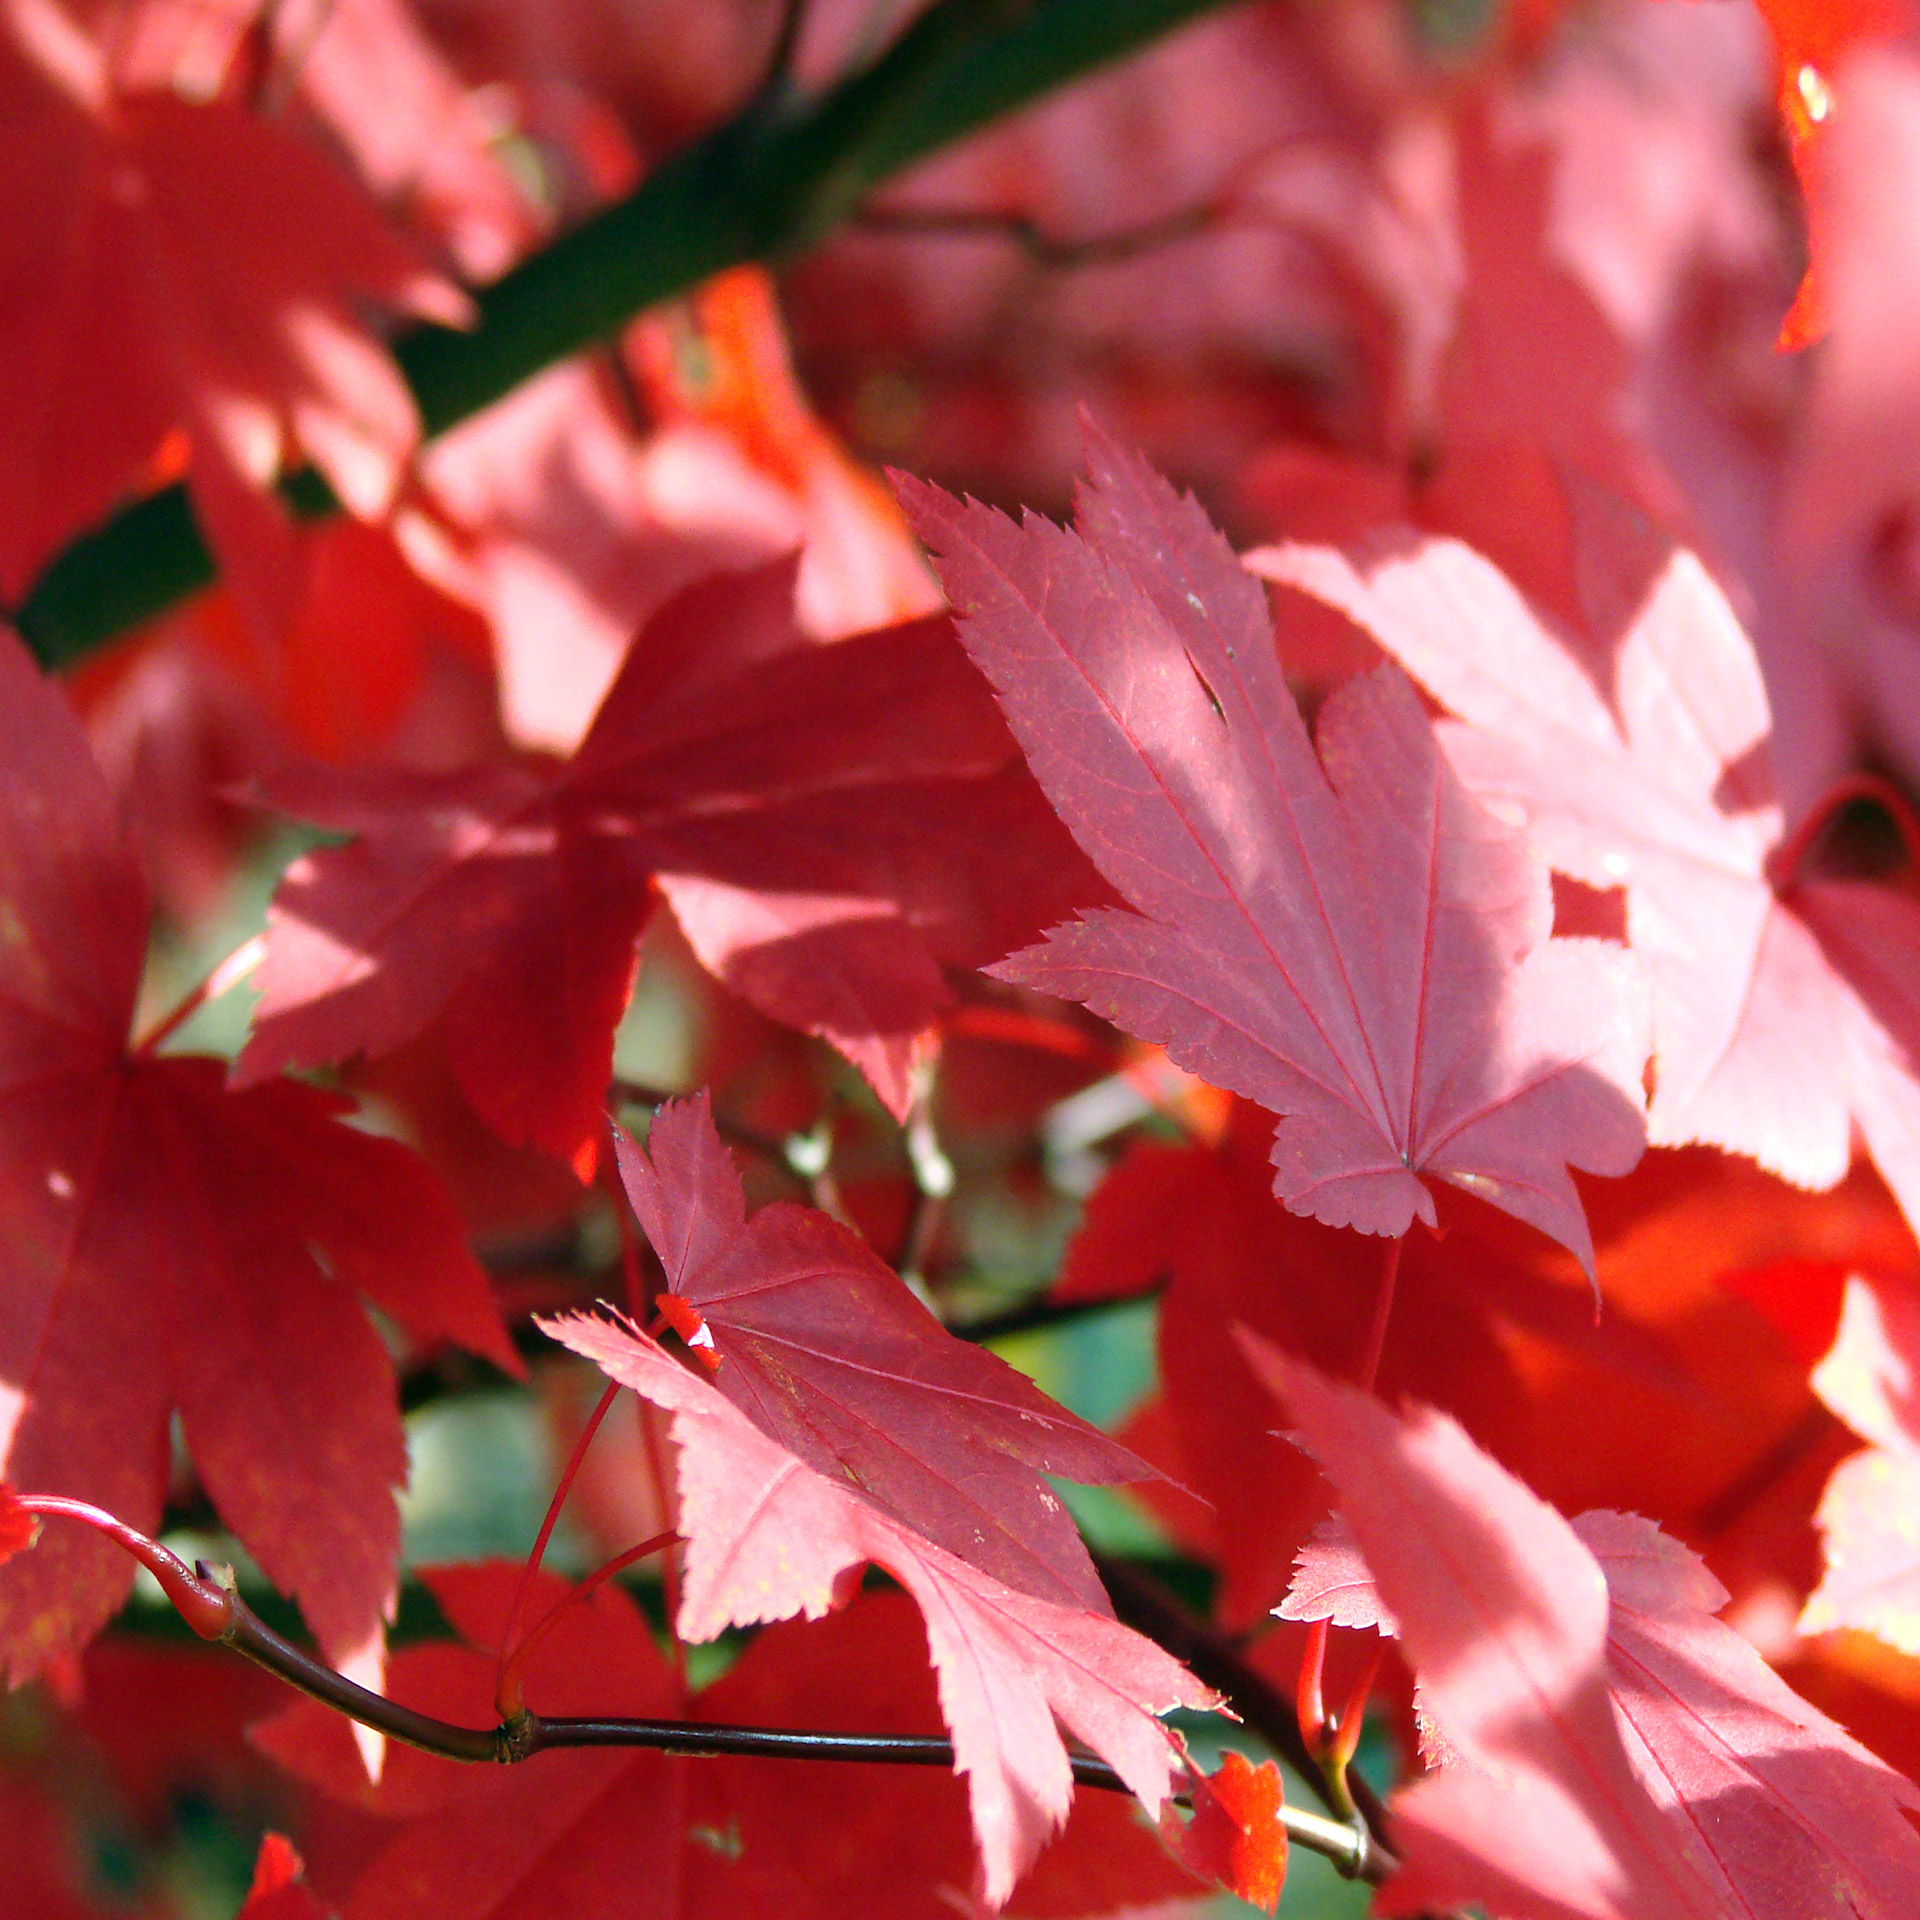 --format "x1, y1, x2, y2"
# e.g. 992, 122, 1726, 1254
1261, 1340, 1920, 1920
238, 561, 1103, 1165
547, 1310, 1215, 1907
898, 429, 1650, 1272
617, 1093, 1158, 1613
1261, 497, 1920, 1245
0, 0, 470, 629
0, 626, 514, 1685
